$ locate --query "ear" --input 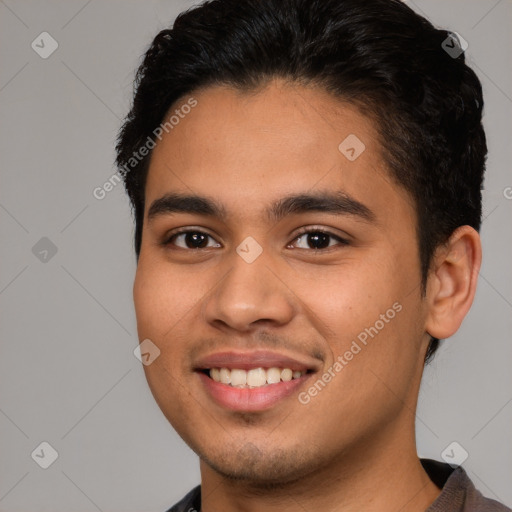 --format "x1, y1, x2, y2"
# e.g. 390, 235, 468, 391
424, 225, 482, 340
